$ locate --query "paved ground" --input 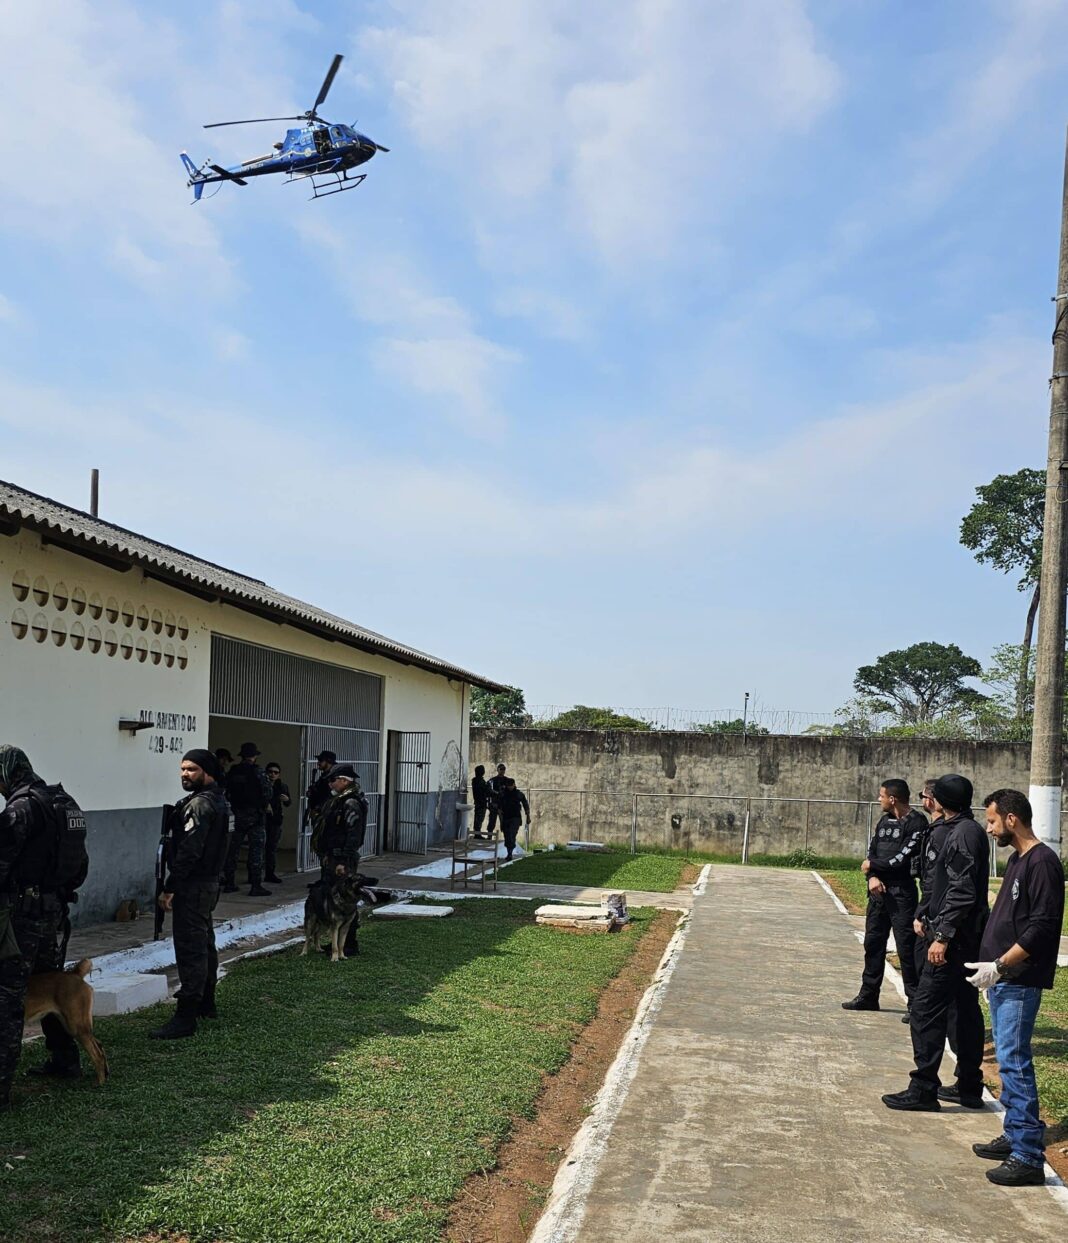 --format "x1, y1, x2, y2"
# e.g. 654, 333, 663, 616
570, 865, 1067, 1243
